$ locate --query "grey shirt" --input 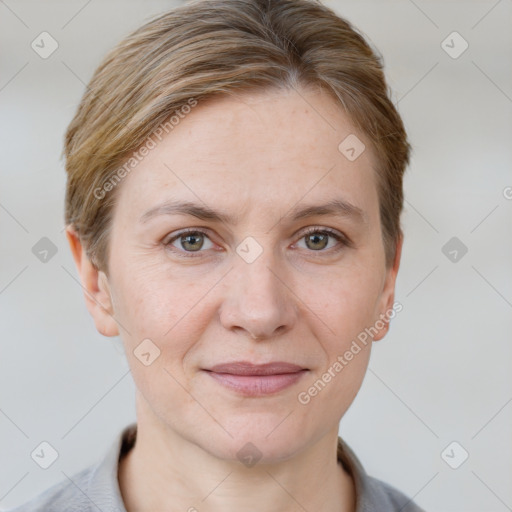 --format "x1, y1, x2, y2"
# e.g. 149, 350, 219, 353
7, 423, 425, 512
